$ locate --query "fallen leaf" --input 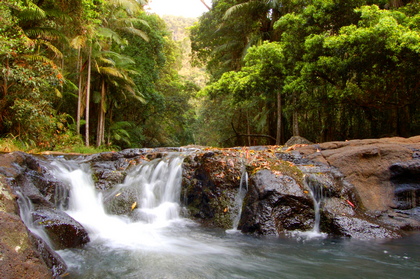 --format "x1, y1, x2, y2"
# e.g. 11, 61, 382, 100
345, 200, 355, 208
131, 202, 137, 211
